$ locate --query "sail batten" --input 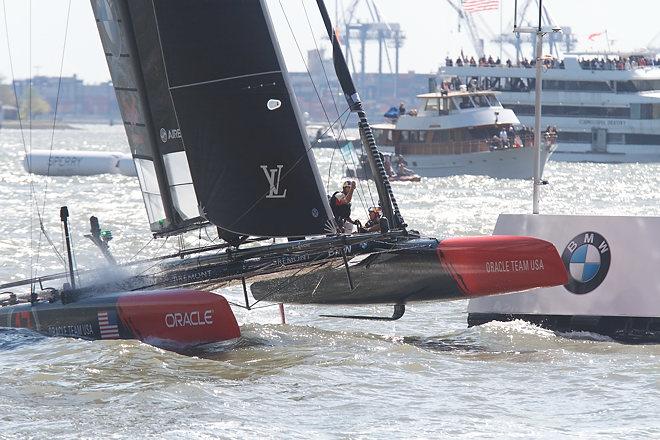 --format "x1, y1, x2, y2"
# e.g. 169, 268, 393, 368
168, 70, 283, 91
